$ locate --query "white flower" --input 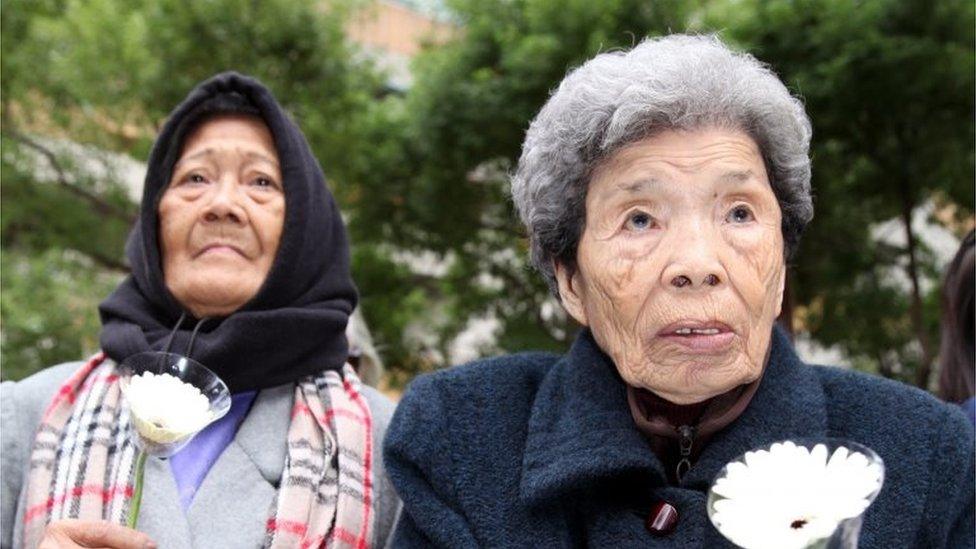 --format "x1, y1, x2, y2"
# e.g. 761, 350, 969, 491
708, 440, 884, 549
122, 372, 213, 444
